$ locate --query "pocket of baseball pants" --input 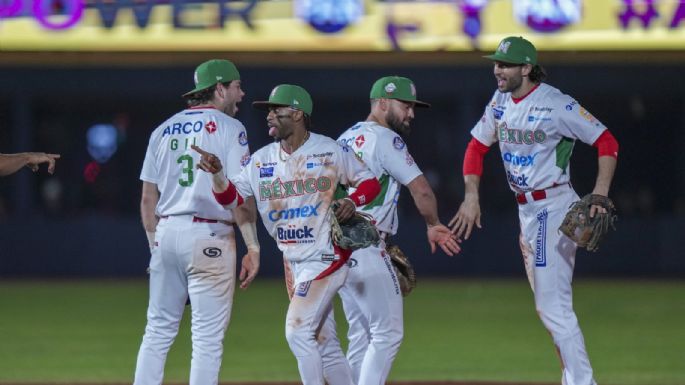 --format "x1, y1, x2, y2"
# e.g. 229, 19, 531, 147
191, 238, 230, 275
